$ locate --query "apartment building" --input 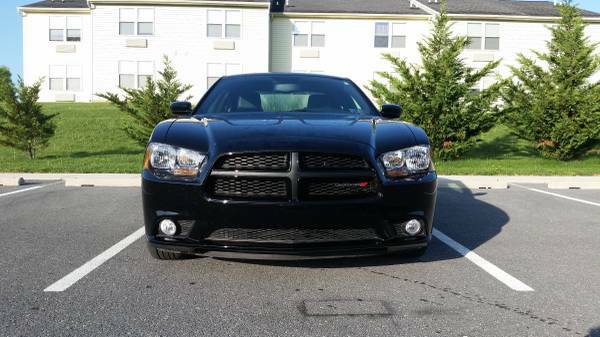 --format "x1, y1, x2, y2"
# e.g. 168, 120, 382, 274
19, 0, 600, 102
